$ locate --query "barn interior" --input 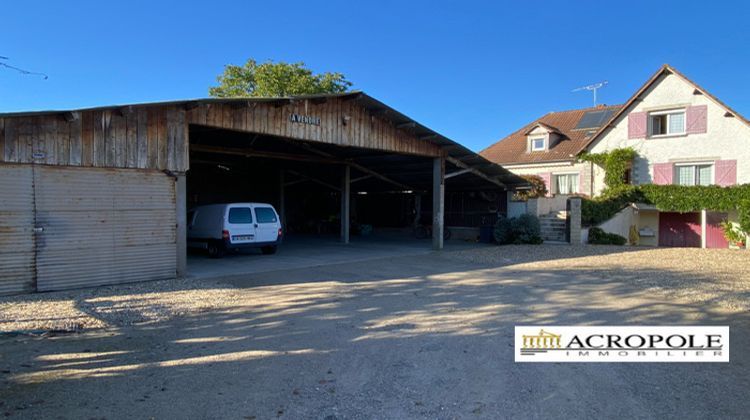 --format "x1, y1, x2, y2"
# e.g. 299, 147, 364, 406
187, 125, 511, 253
